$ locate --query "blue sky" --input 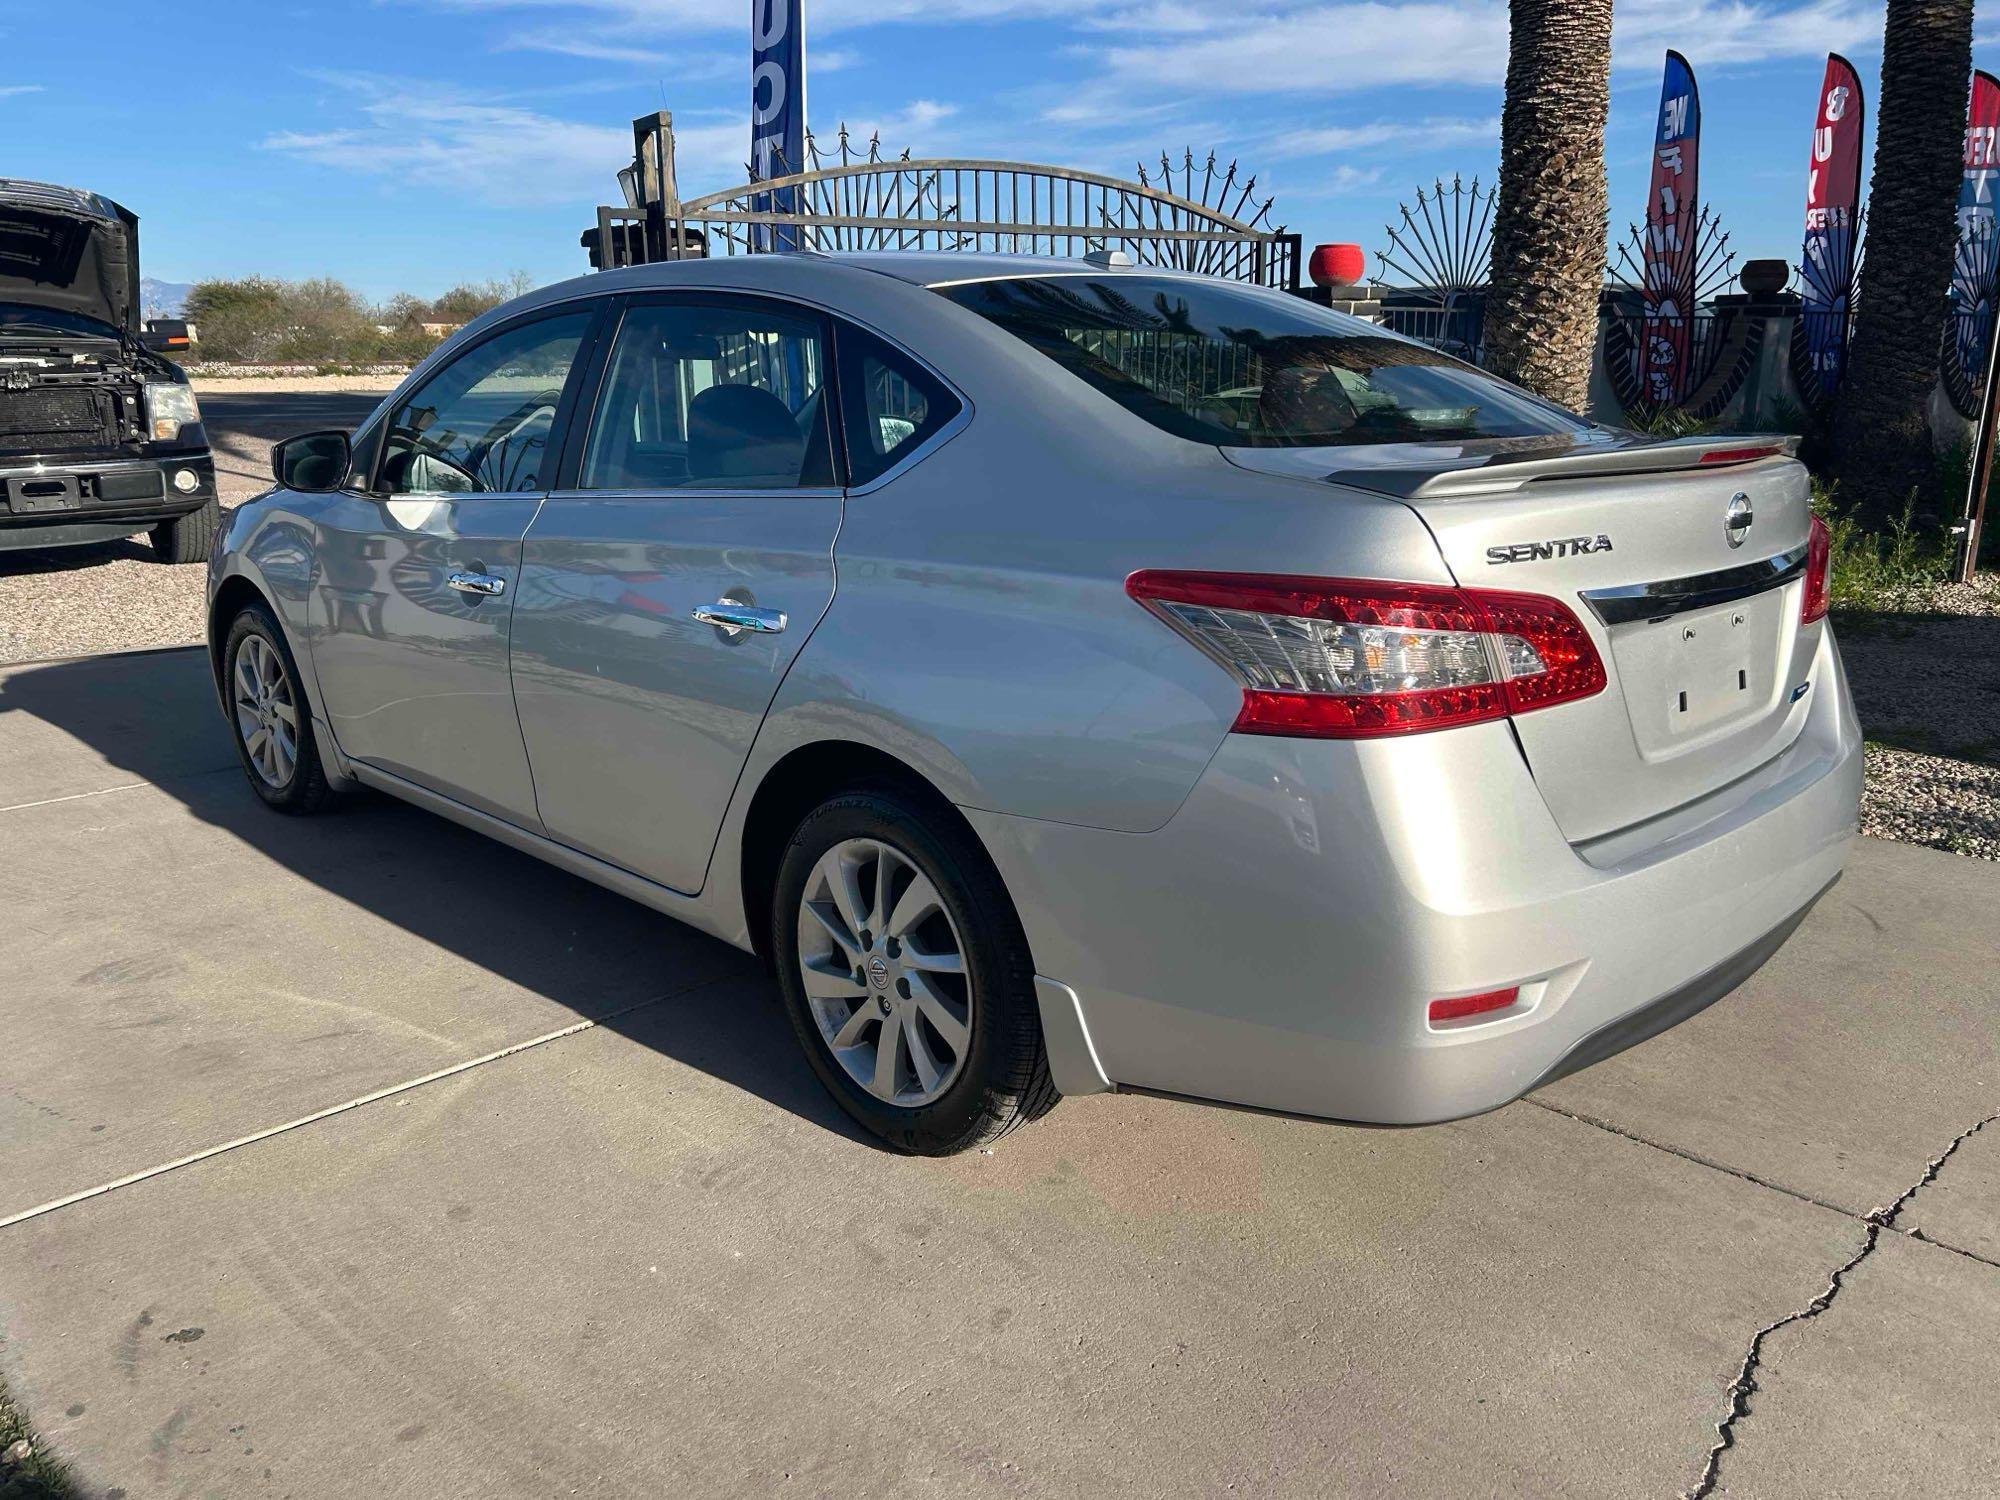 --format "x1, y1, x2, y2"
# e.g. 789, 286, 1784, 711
1, 0, 1990, 301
